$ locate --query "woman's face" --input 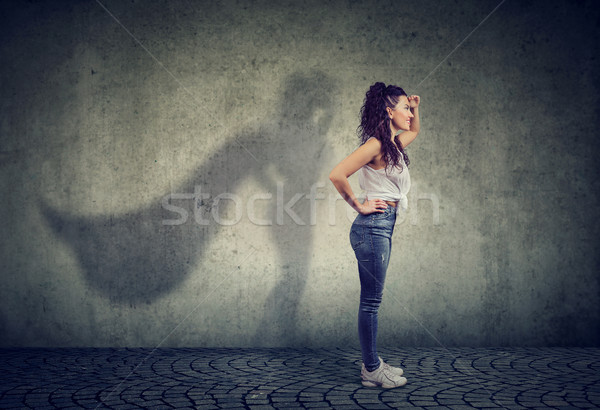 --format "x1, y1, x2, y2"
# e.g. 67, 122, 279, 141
388, 95, 413, 133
